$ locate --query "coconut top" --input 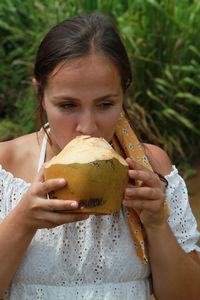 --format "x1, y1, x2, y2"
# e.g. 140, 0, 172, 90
46, 135, 128, 167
